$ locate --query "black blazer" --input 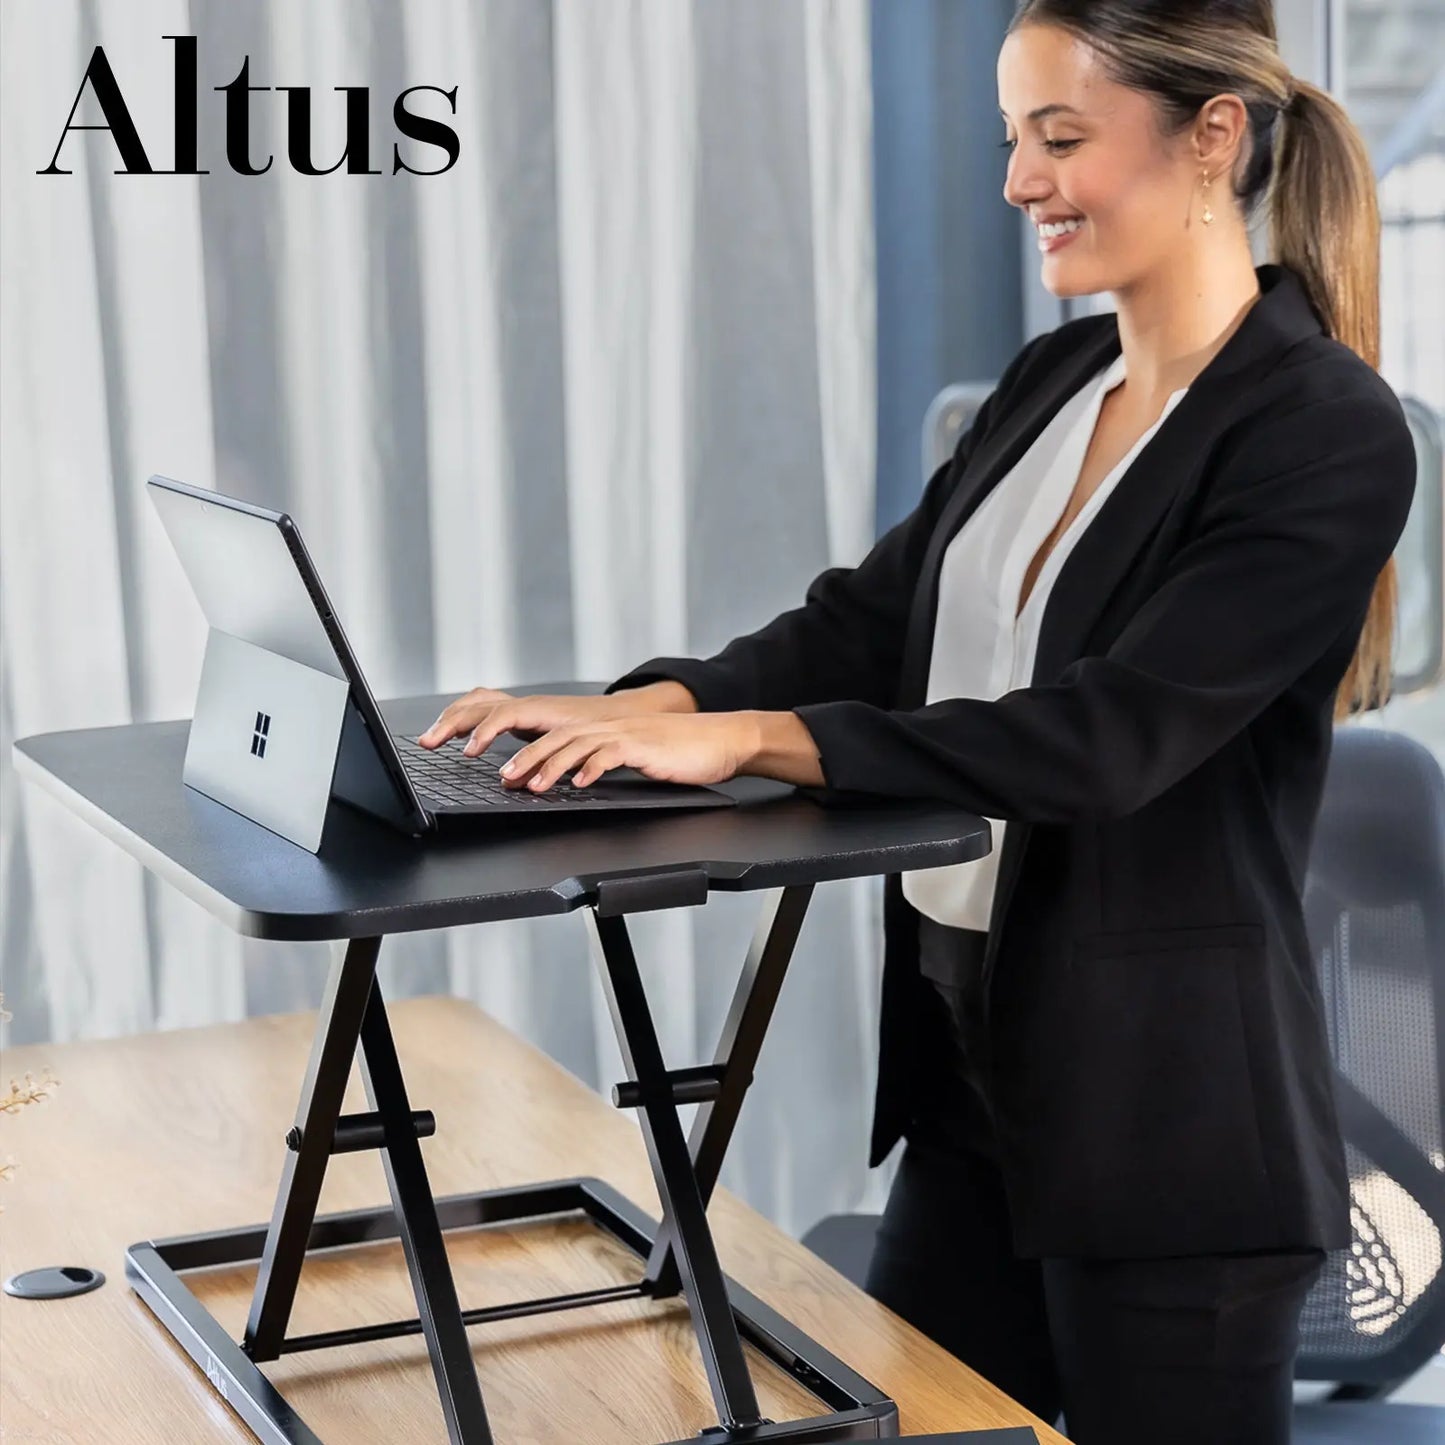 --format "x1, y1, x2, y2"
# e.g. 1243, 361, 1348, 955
607, 262, 1417, 1258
